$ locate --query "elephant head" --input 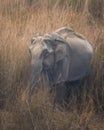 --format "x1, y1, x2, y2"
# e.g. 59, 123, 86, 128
29, 33, 70, 95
